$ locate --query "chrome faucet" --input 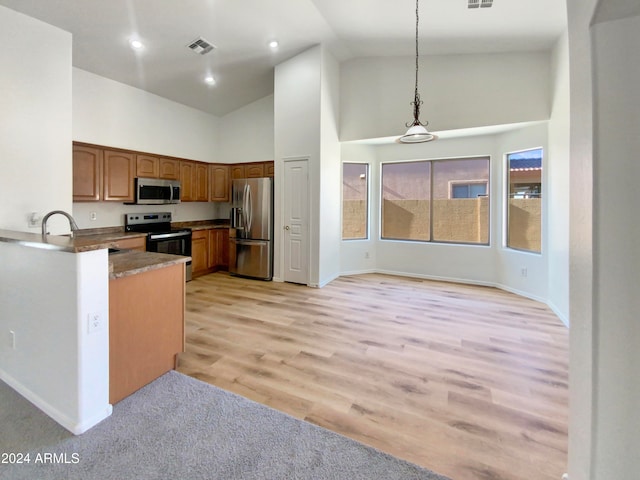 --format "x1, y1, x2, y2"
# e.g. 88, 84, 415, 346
41, 210, 80, 238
